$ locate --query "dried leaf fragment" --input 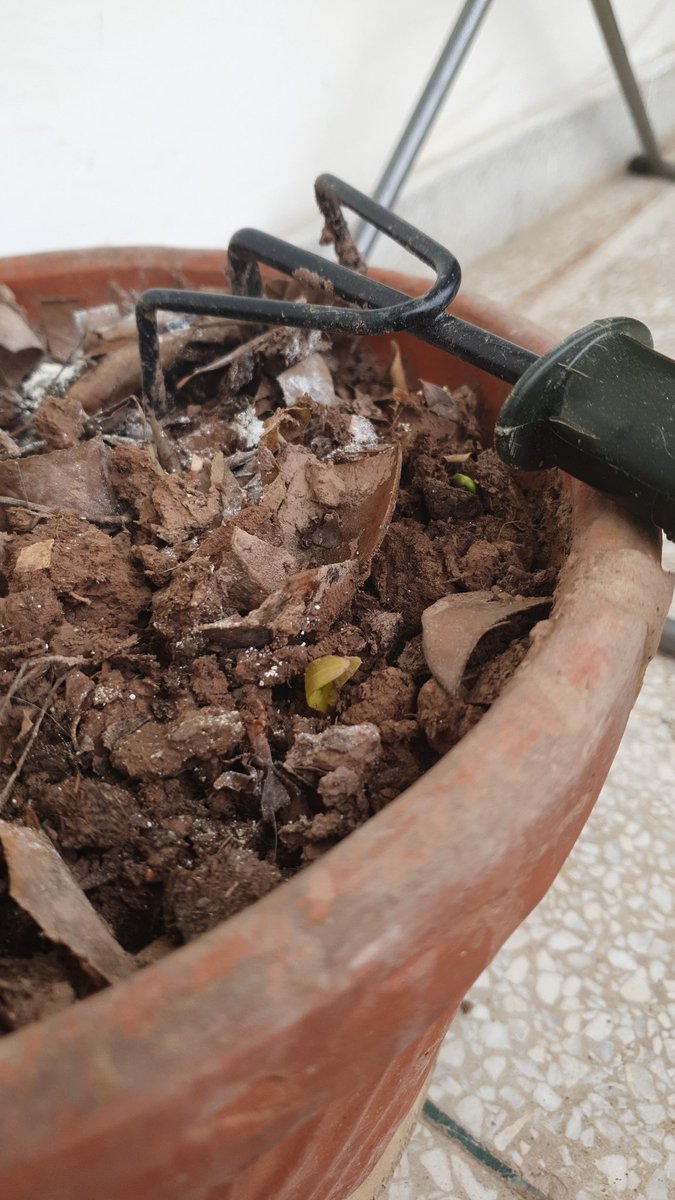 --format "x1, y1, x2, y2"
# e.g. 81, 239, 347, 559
305, 655, 361, 713
0, 284, 44, 383
260, 399, 312, 452
260, 767, 291, 823
65, 322, 231, 415
198, 443, 401, 646
0, 820, 134, 984
422, 591, 551, 697
0, 436, 121, 526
